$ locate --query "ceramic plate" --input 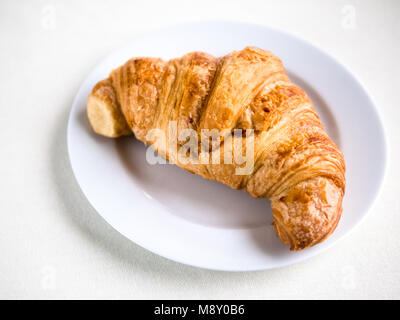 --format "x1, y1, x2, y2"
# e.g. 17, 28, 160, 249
67, 21, 387, 271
